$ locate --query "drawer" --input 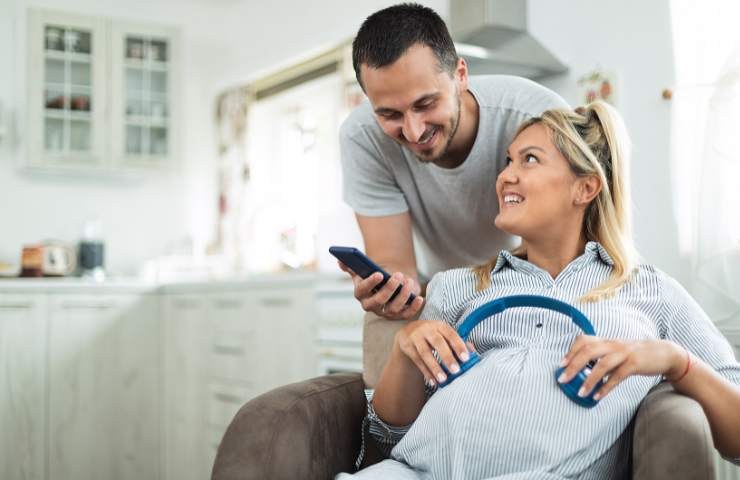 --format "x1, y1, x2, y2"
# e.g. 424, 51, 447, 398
208, 330, 259, 382
206, 382, 255, 429
209, 295, 256, 333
